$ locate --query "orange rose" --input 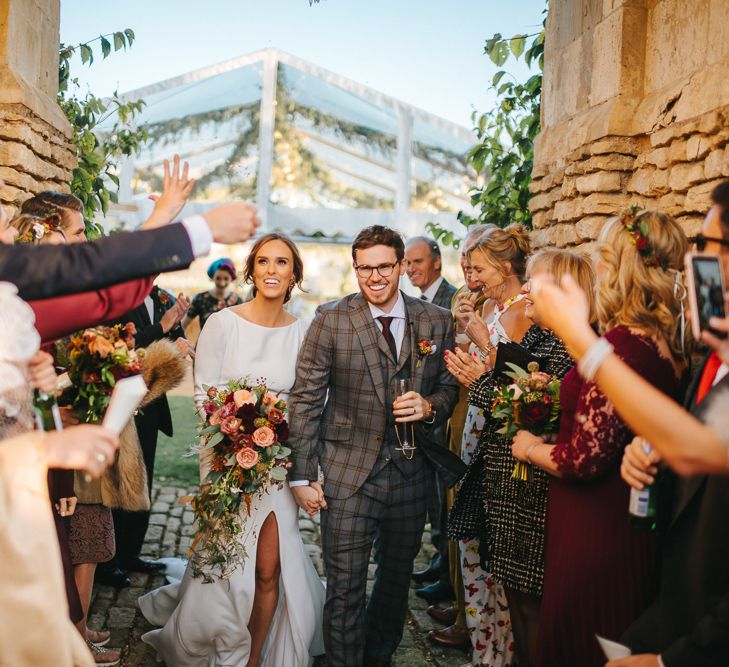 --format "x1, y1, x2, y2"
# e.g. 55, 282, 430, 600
236, 447, 259, 469
86, 333, 115, 358
234, 389, 256, 408
209, 408, 223, 425
263, 392, 278, 406
251, 426, 275, 447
